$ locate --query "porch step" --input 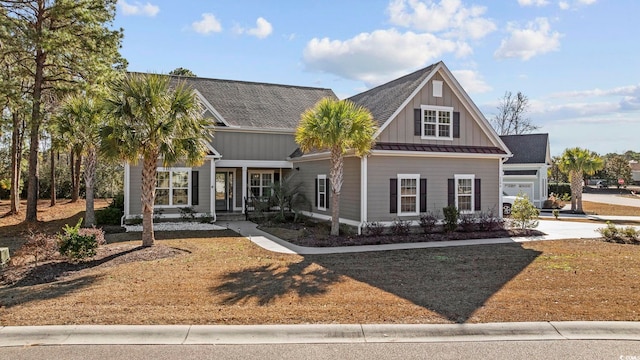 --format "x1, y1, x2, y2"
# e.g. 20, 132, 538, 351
215, 213, 246, 222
